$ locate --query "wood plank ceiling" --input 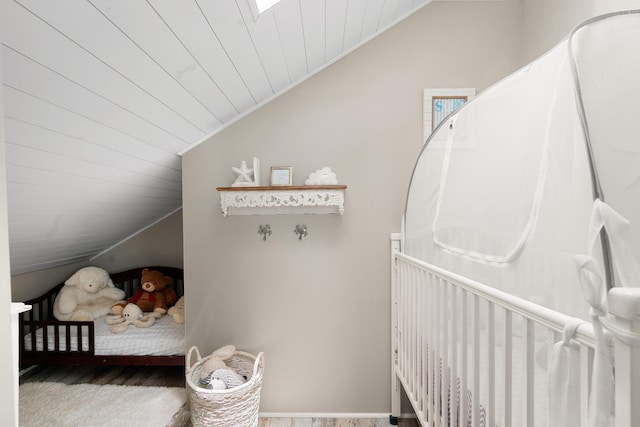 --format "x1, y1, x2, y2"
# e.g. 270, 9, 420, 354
0, 0, 431, 275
